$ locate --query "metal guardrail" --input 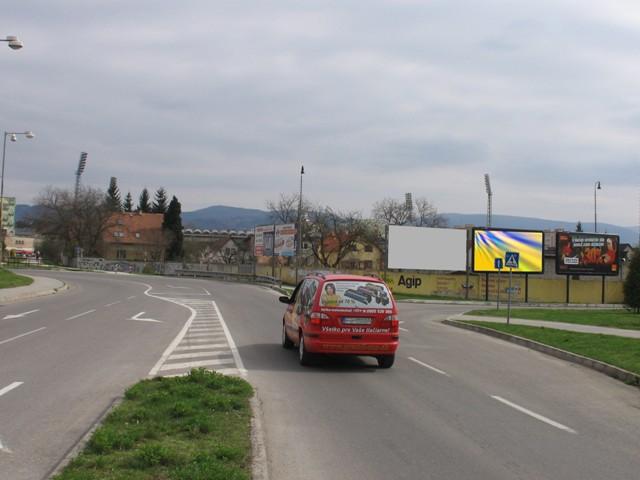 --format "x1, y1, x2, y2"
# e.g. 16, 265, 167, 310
174, 269, 279, 285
